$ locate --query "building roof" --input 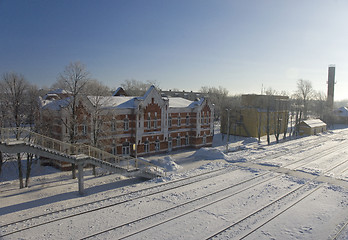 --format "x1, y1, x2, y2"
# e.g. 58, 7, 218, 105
87, 96, 135, 109
335, 107, 348, 117
167, 97, 194, 108
42, 86, 207, 111
41, 97, 72, 110
112, 87, 127, 96
47, 88, 71, 95
302, 119, 326, 128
